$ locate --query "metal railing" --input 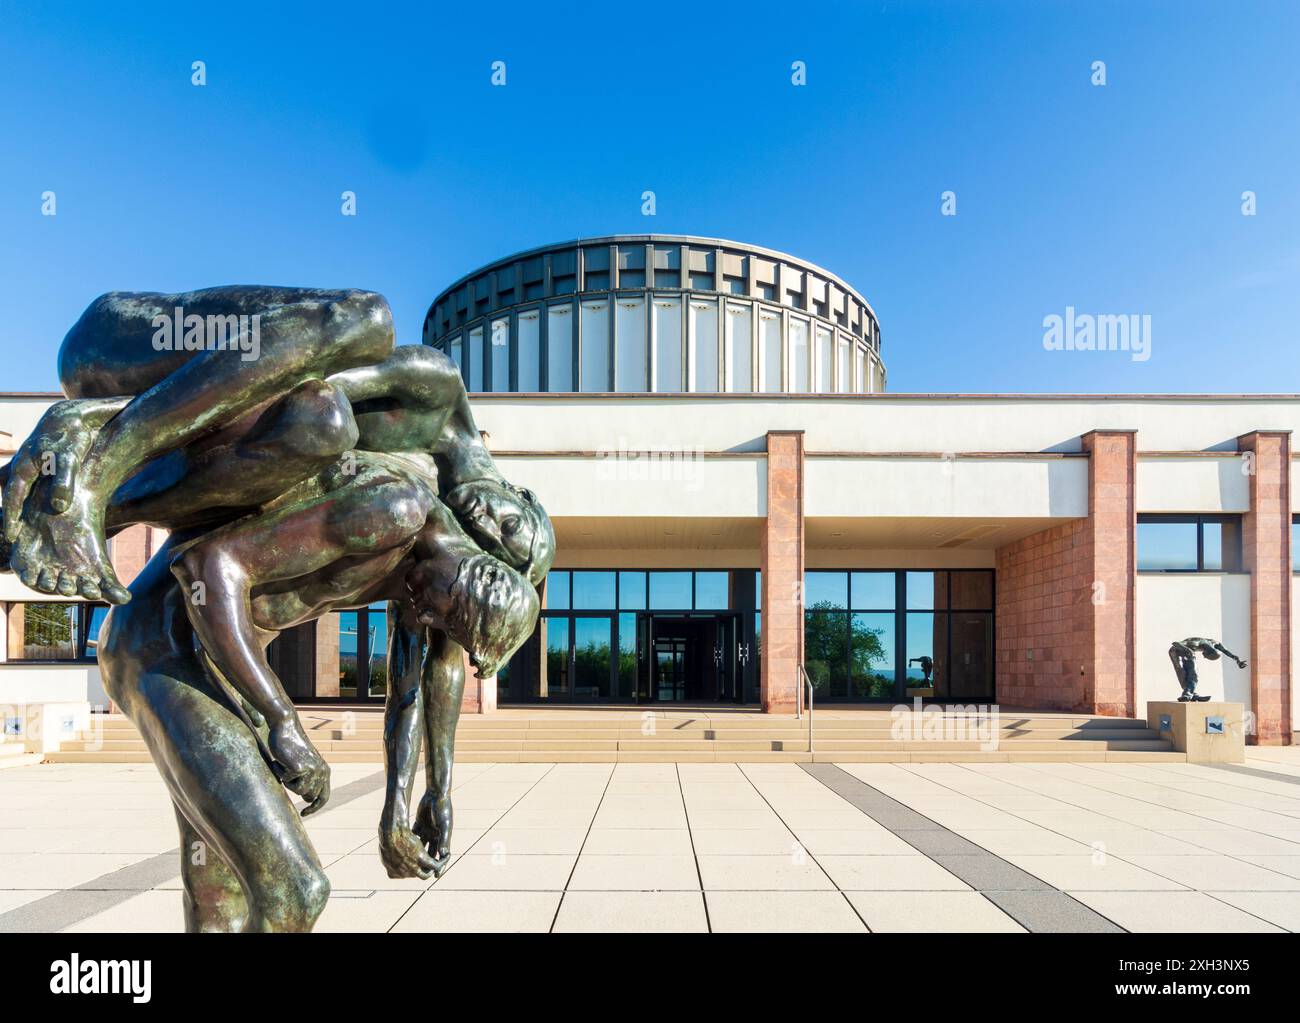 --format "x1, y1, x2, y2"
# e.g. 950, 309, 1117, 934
795, 664, 814, 755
